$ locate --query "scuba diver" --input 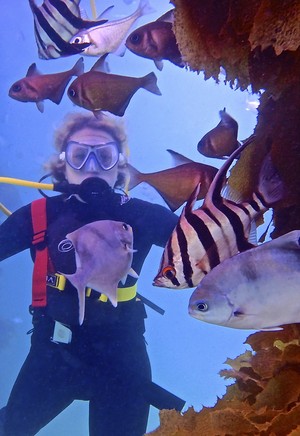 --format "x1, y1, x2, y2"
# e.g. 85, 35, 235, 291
0, 112, 185, 436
